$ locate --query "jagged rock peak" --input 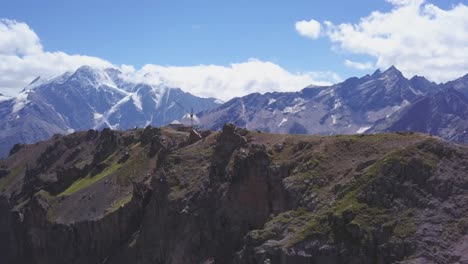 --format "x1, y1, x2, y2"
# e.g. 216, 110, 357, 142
387, 65, 397, 71
371, 68, 381, 76
382, 65, 403, 76
215, 123, 248, 153
29, 76, 41, 85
